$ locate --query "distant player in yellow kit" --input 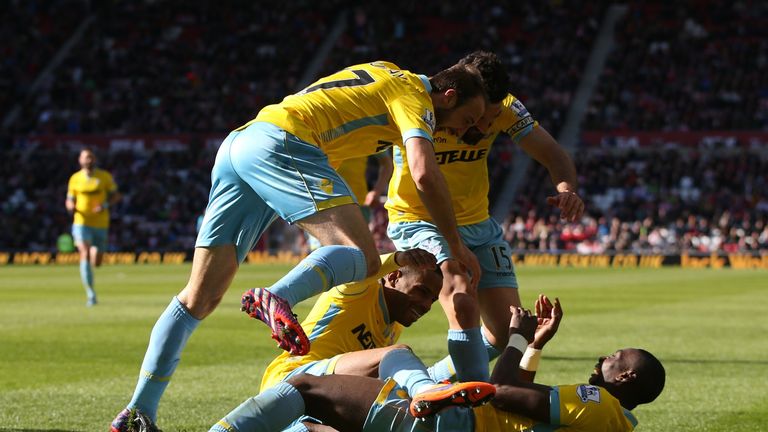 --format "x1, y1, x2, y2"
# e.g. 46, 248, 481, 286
65, 148, 120, 306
